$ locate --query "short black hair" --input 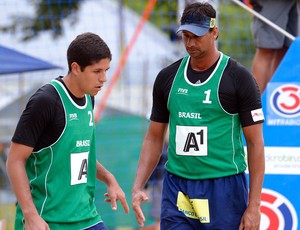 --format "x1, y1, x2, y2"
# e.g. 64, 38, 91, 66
67, 32, 112, 72
181, 2, 216, 32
